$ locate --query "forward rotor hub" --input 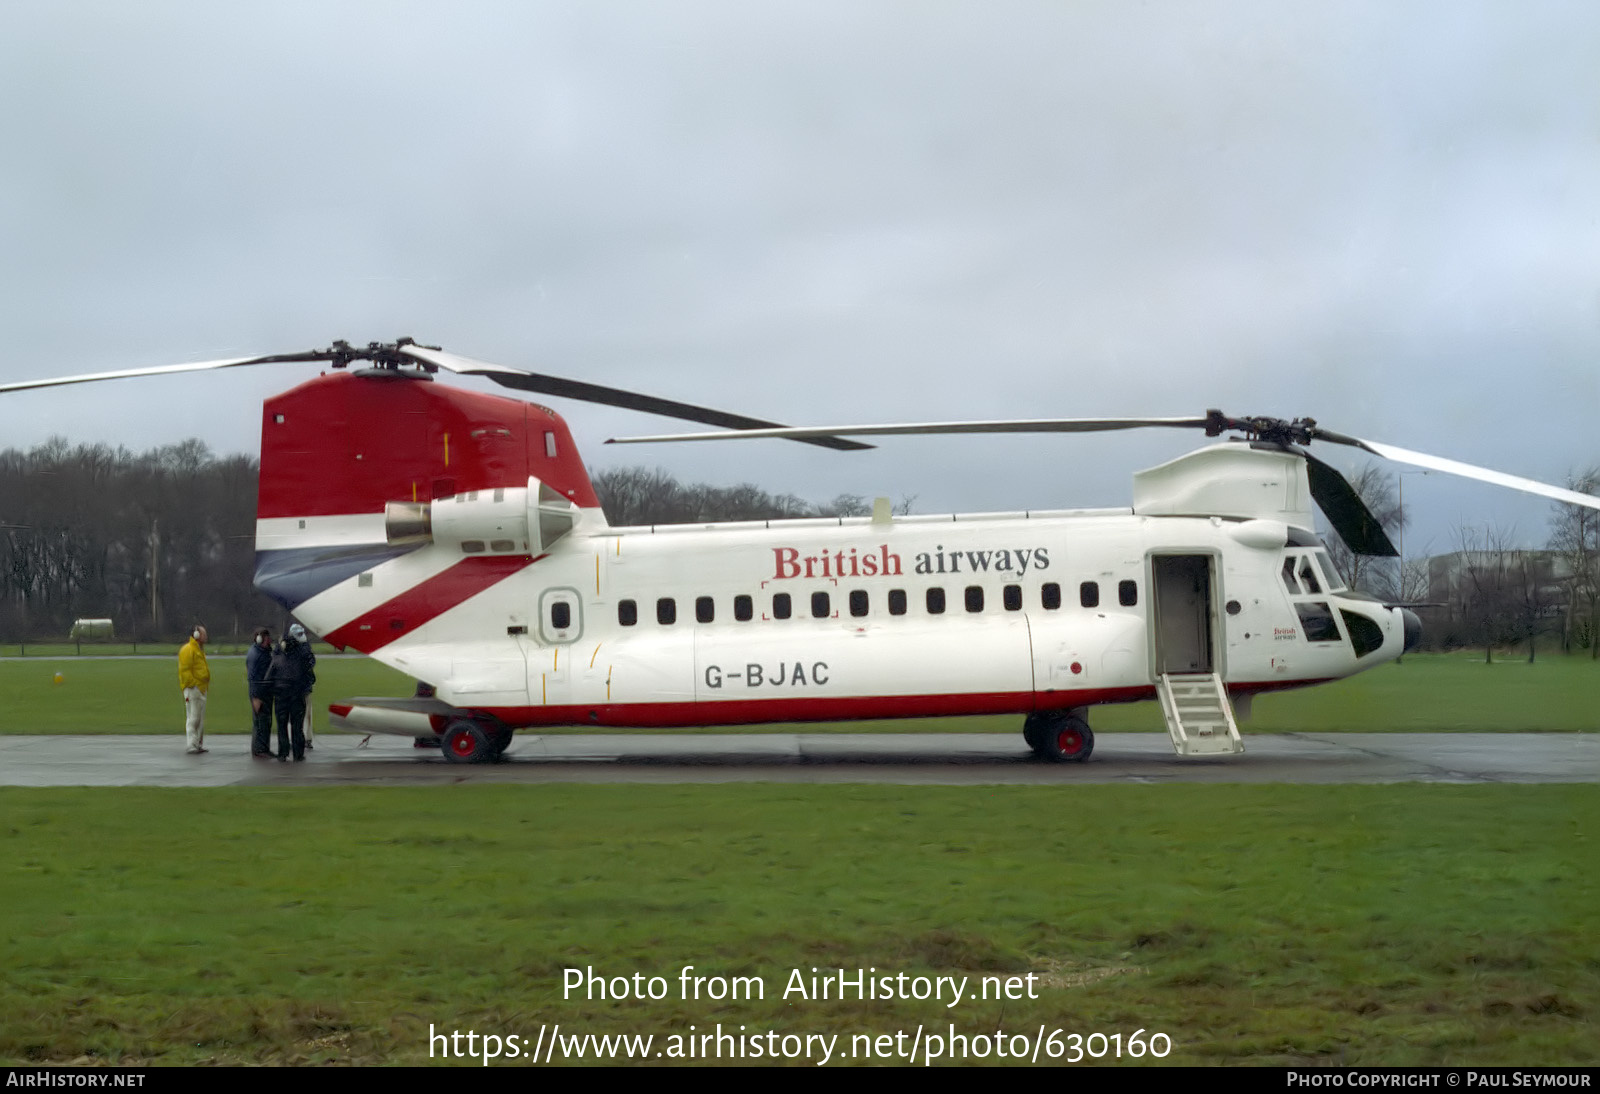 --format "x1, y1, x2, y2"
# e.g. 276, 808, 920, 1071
1204, 409, 1320, 446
